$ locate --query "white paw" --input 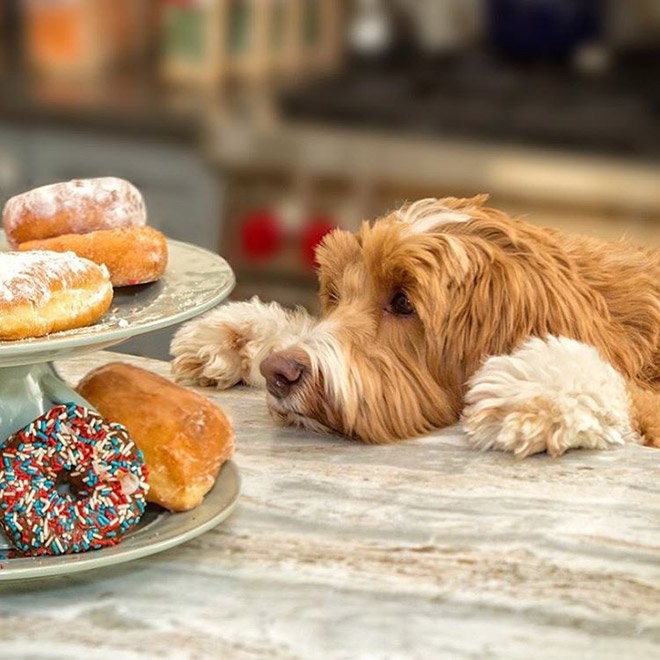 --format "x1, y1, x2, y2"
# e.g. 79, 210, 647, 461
462, 336, 639, 458
170, 297, 315, 389
170, 307, 245, 389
